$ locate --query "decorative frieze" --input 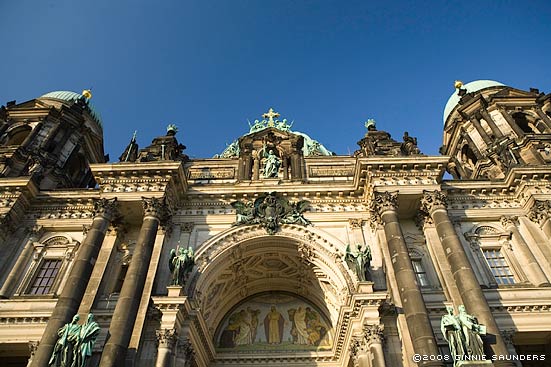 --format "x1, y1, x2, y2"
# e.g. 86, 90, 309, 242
308, 165, 354, 177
